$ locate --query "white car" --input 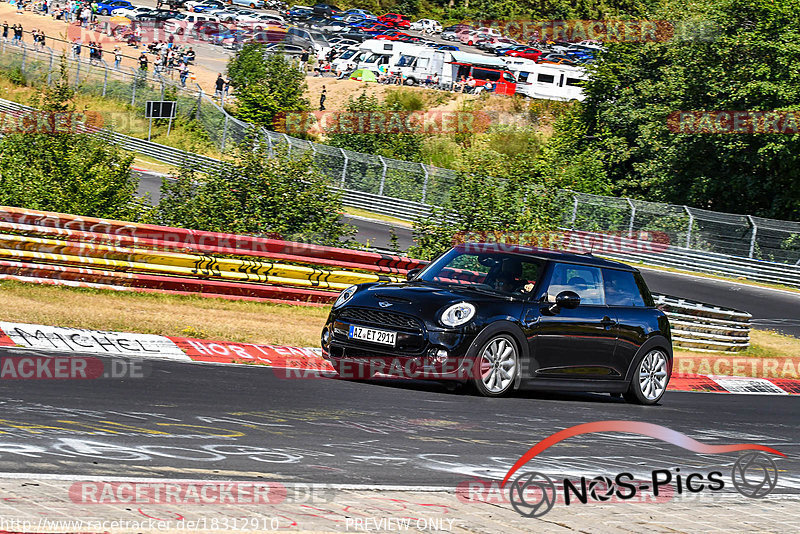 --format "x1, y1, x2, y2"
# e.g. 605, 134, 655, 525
110, 5, 153, 18
409, 18, 442, 33
163, 13, 220, 34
